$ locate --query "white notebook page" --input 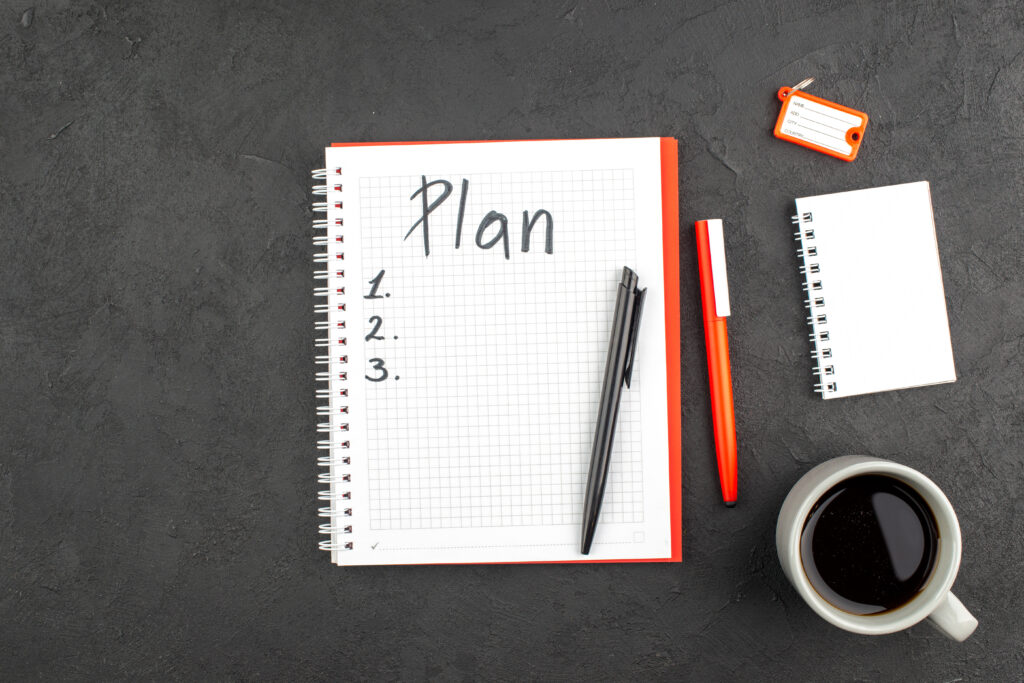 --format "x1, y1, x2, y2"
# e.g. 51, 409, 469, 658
796, 181, 956, 400
324, 139, 672, 565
